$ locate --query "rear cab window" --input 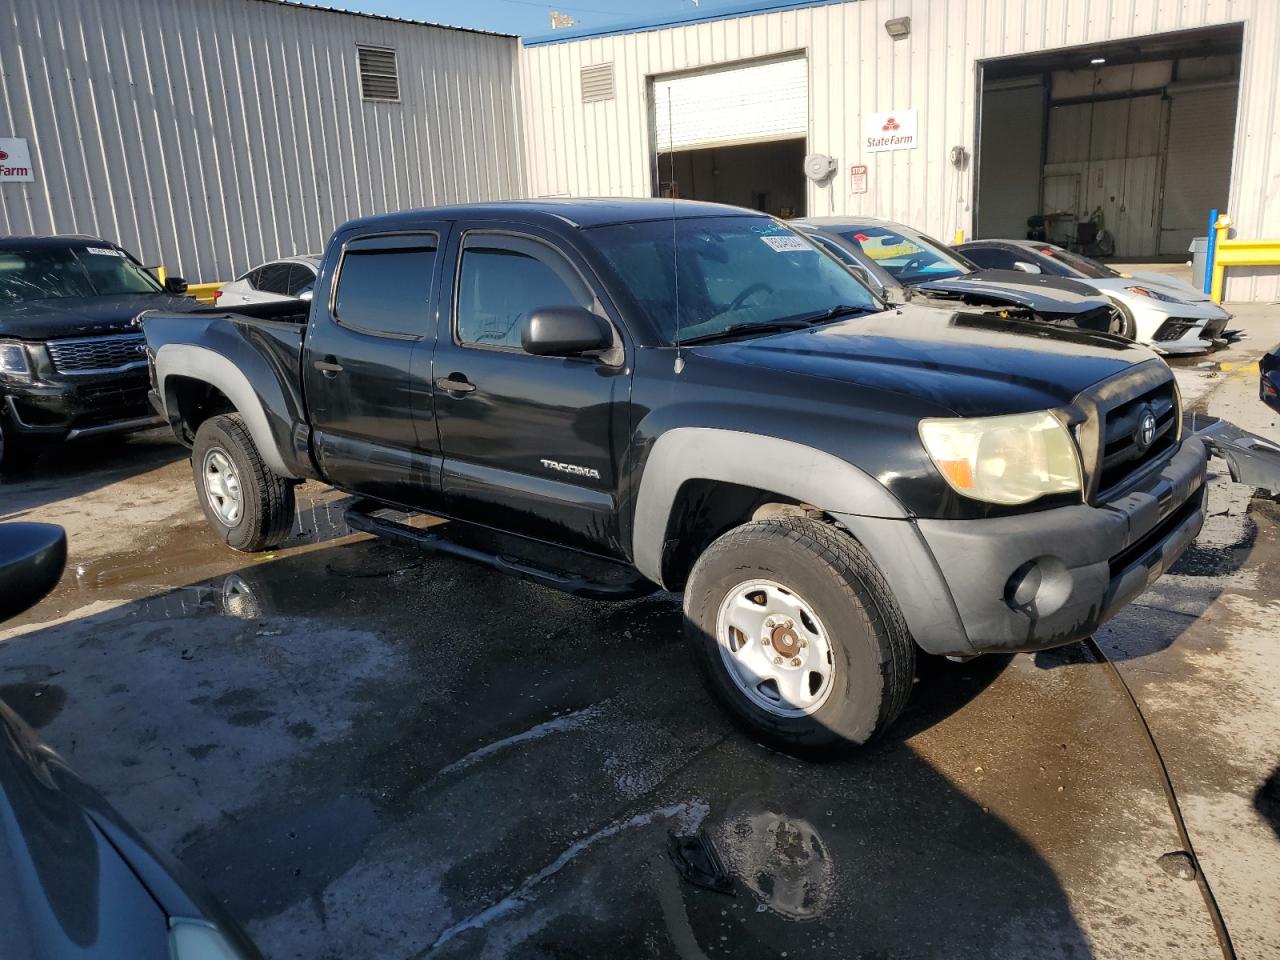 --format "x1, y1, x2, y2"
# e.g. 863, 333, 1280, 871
333, 235, 438, 338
